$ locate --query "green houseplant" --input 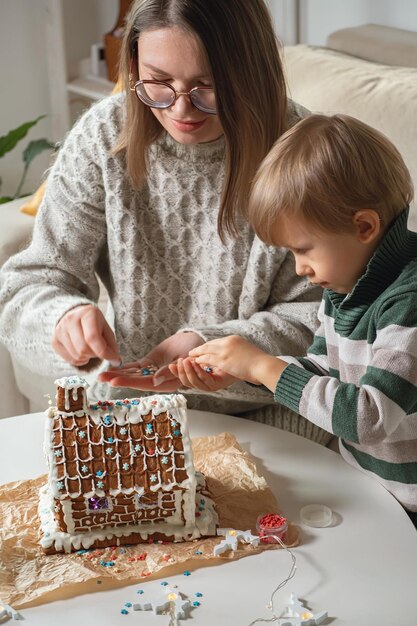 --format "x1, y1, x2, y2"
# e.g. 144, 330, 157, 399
0, 115, 54, 204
